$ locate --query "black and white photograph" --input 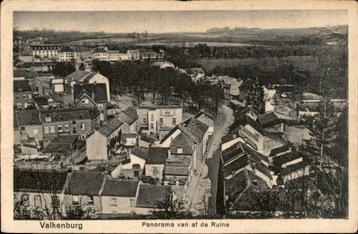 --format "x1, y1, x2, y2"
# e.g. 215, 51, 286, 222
1, 0, 357, 233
